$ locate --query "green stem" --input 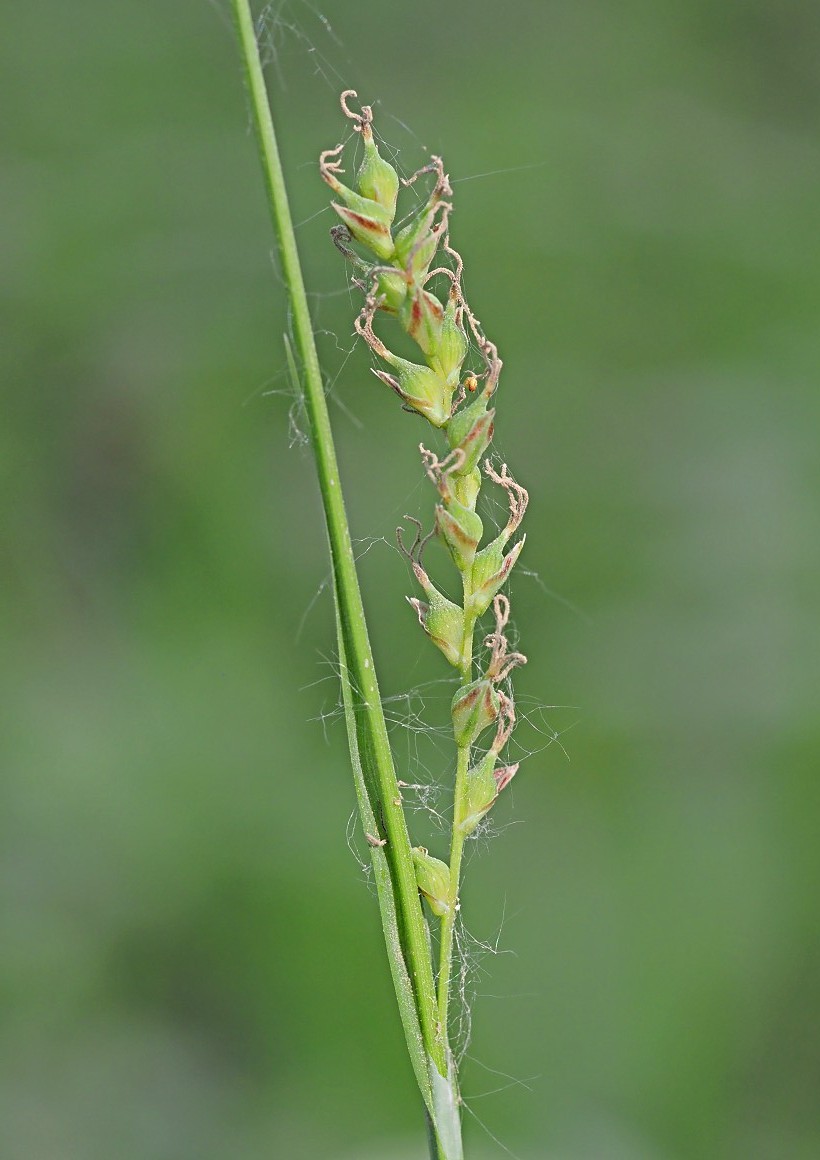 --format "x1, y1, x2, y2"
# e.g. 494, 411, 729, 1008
438, 601, 477, 1037
437, 743, 469, 1034
228, 1, 455, 1151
